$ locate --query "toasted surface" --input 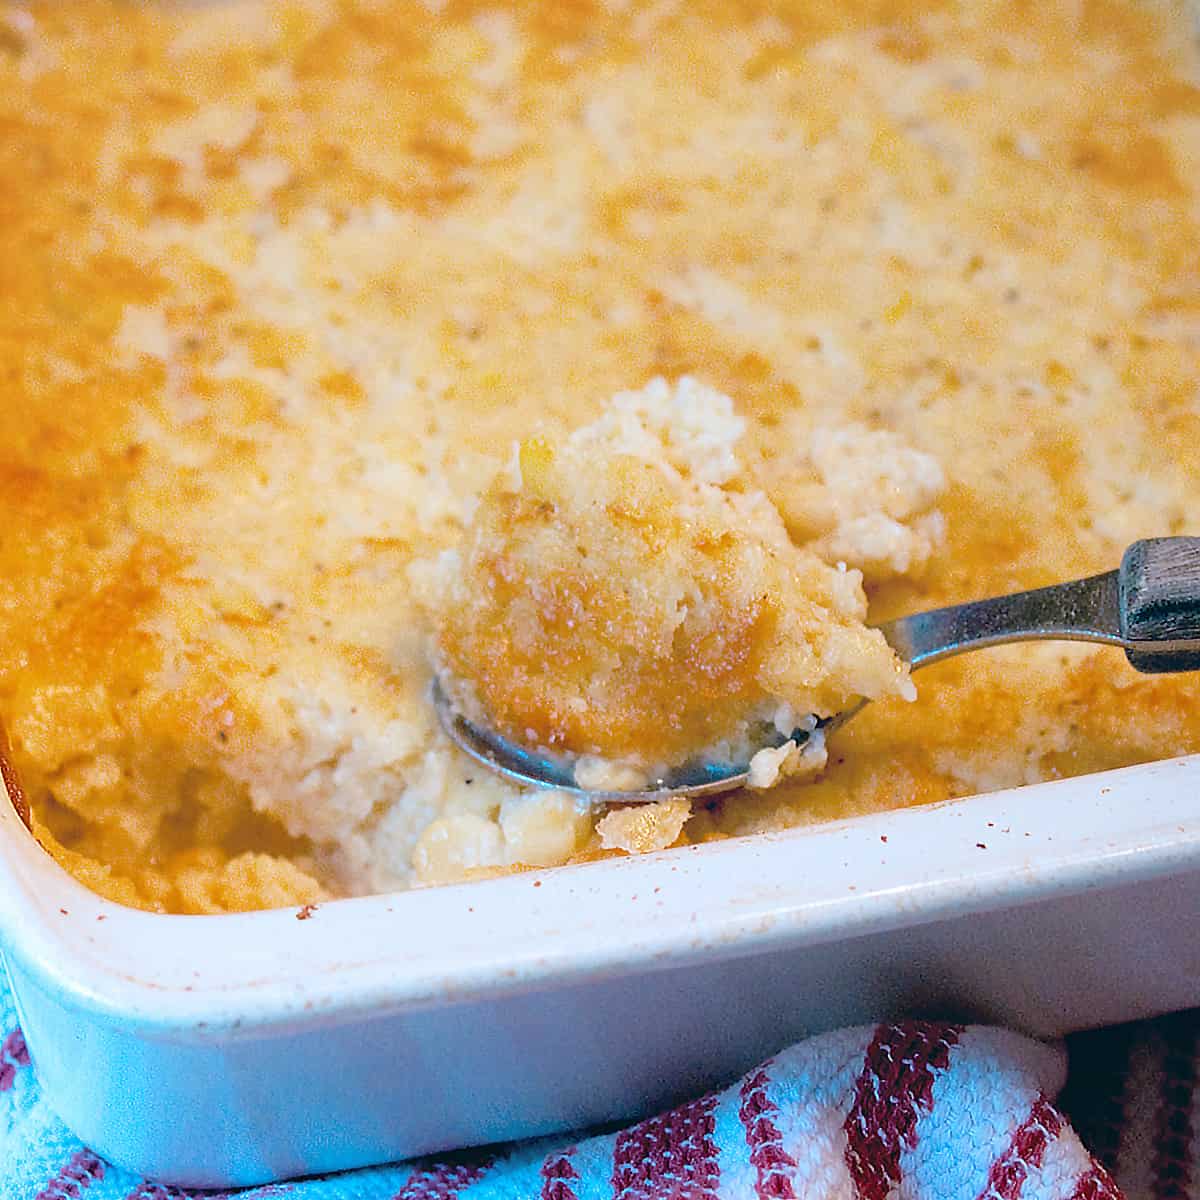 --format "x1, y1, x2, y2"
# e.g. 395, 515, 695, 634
433, 380, 913, 777
0, 0, 1198, 910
